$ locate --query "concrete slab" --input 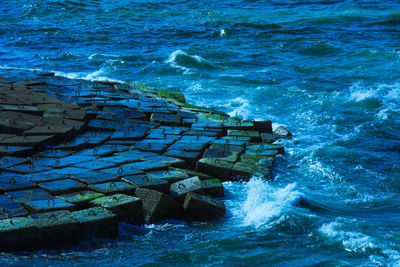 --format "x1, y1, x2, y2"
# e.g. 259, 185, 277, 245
170, 176, 203, 202
122, 175, 170, 193
39, 179, 87, 195
25, 198, 75, 213
89, 181, 136, 195
89, 194, 143, 225
29, 210, 80, 248
135, 188, 183, 224
72, 207, 118, 240
183, 192, 226, 221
